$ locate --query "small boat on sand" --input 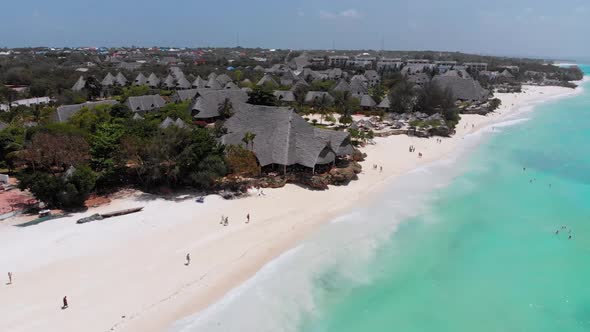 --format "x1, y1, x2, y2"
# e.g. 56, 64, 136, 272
76, 207, 143, 224
100, 207, 143, 218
